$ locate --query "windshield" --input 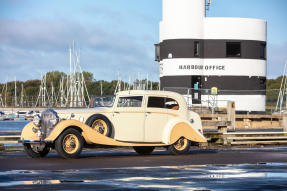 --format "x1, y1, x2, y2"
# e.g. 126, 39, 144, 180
89, 96, 115, 108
